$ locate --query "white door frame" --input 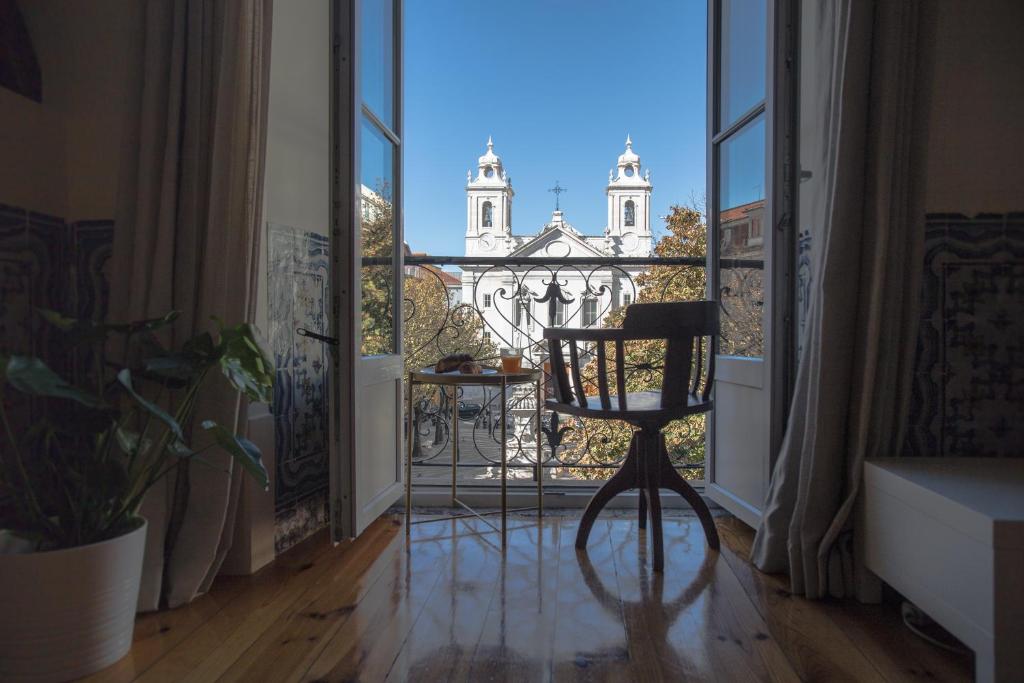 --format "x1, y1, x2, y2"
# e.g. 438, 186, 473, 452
329, 0, 406, 541
705, 0, 796, 527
